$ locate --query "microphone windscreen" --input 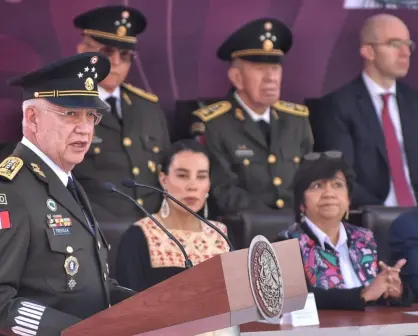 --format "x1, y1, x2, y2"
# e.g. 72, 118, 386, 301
102, 182, 117, 192
121, 178, 136, 188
